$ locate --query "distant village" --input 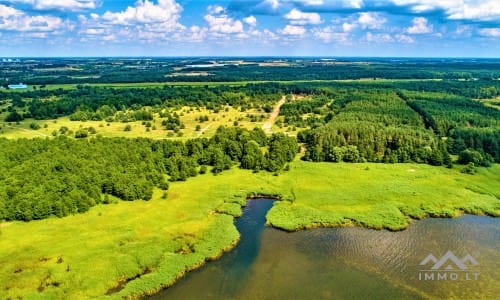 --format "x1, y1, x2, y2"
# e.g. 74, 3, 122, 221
1, 58, 28, 89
